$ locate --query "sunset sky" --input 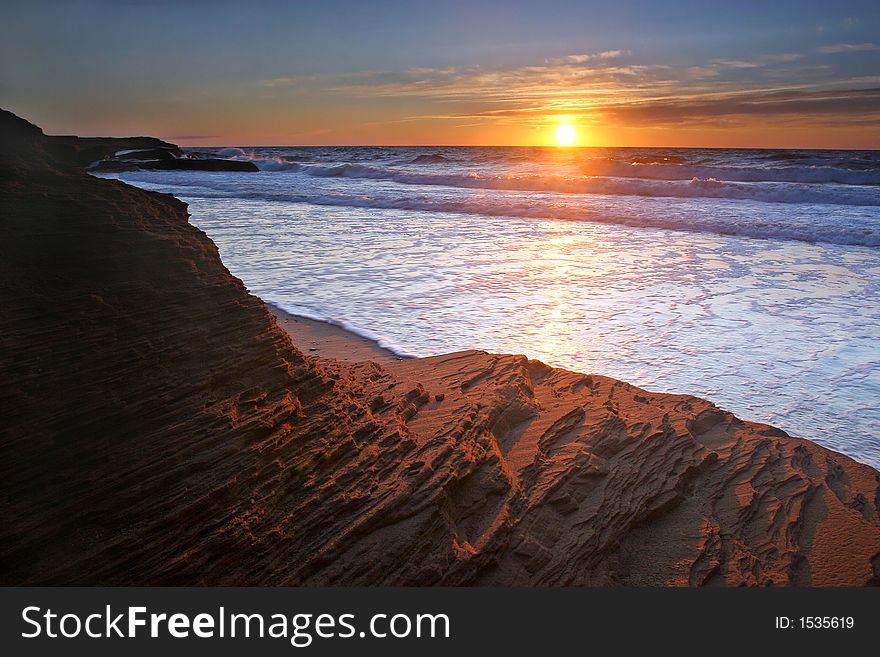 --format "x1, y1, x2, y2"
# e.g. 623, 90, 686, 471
2, 0, 879, 147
